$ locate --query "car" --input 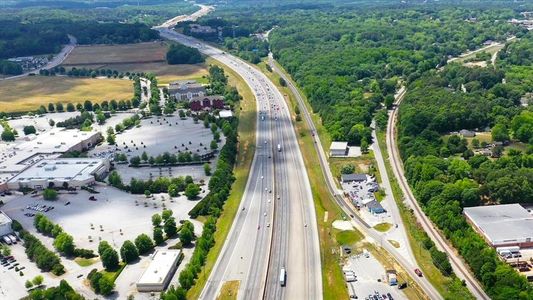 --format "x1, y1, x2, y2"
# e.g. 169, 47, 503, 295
65, 201, 71, 206
387, 293, 393, 300
89, 196, 97, 201
267, 223, 270, 227
414, 268, 423, 277
8, 265, 14, 269
242, 207, 245, 211
398, 282, 407, 289
264, 212, 267, 216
